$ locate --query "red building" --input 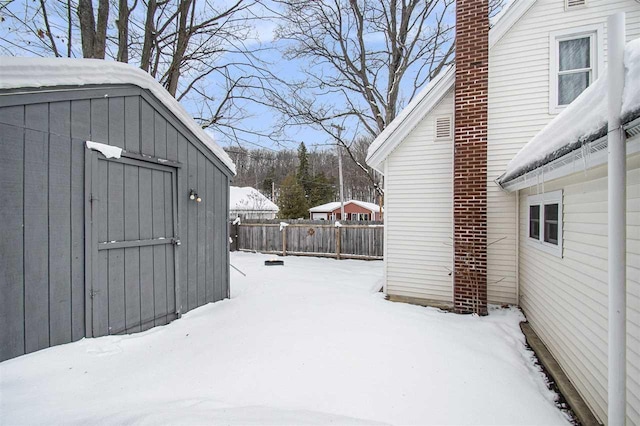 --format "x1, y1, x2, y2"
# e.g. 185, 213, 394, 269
308, 200, 383, 221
